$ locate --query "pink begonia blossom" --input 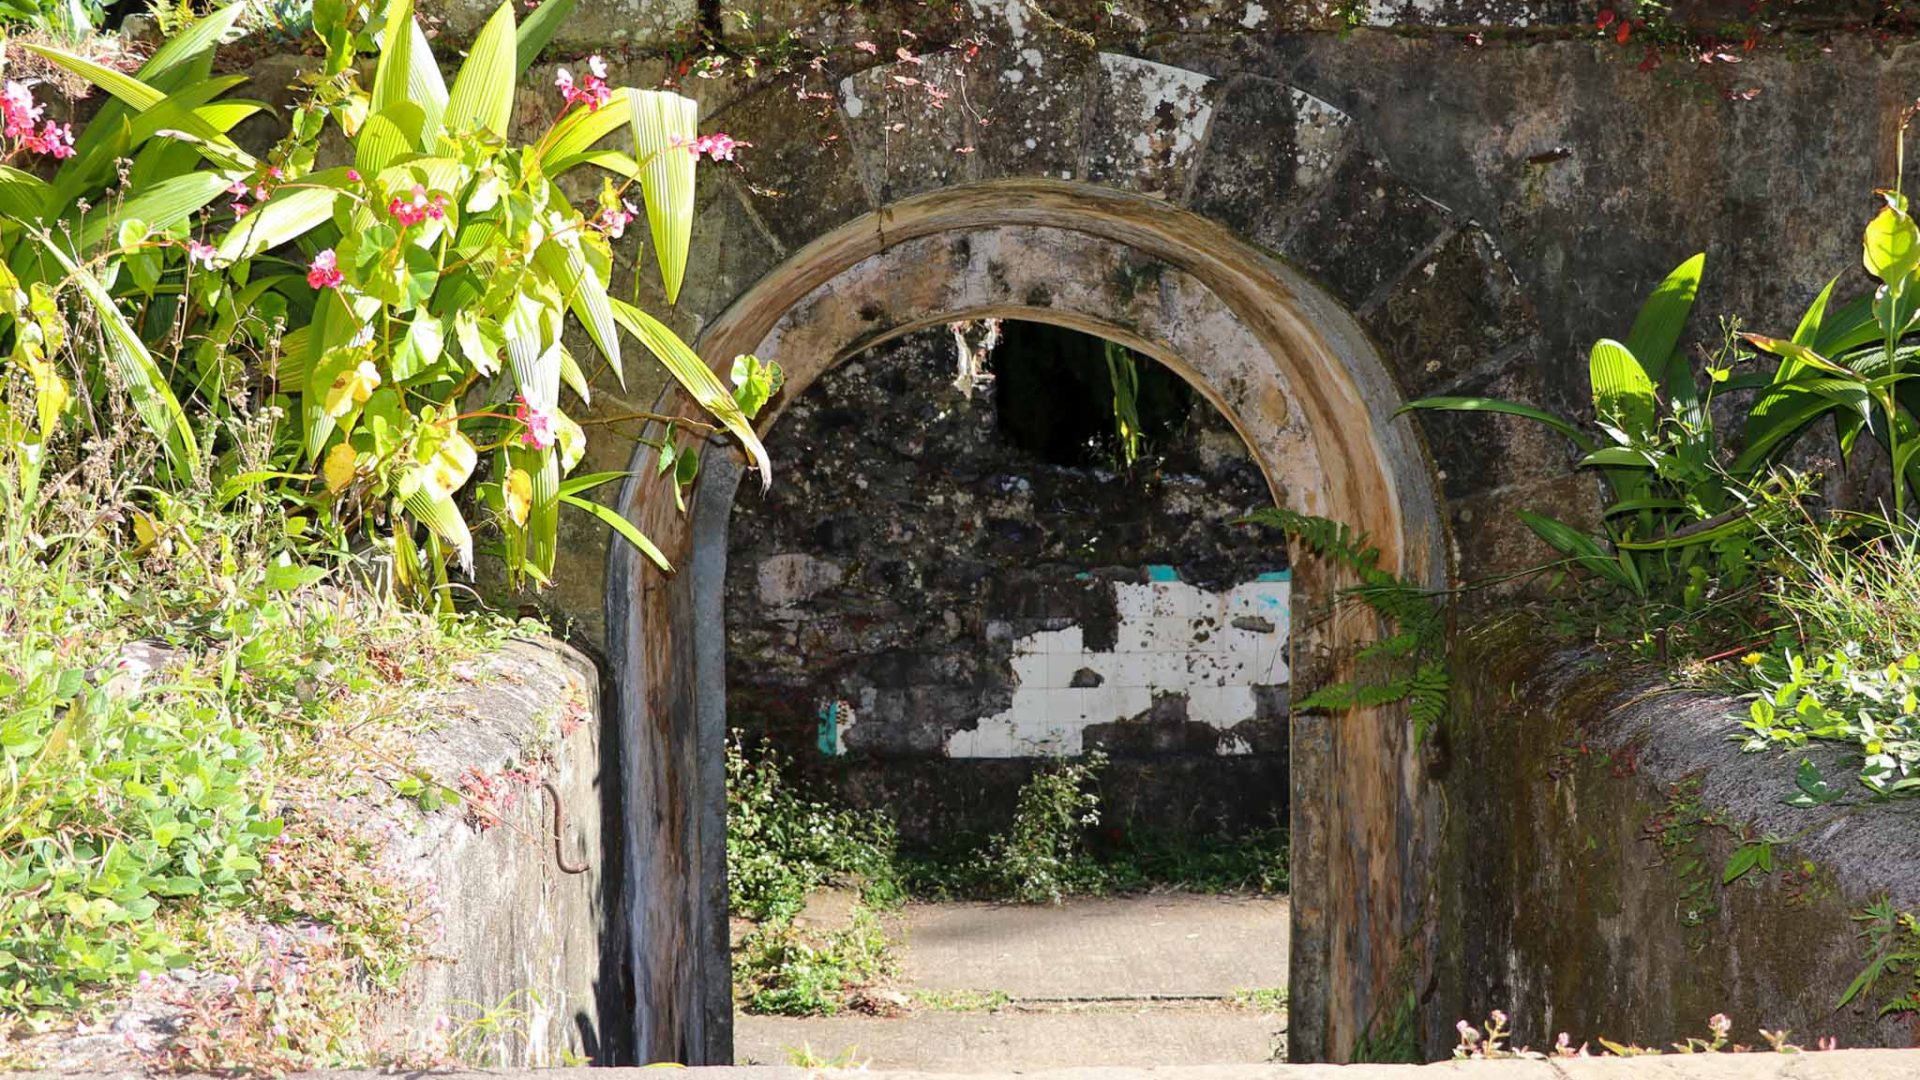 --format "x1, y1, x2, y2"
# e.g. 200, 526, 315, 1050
515, 396, 557, 450
672, 132, 744, 161
1, 82, 72, 159
853, 40, 878, 53
388, 185, 449, 227
187, 240, 217, 268
347, 169, 362, 182
307, 249, 343, 289
596, 198, 638, 239
556, 56, 613, 112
